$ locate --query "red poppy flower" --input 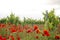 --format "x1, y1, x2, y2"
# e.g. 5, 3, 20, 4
42, 34, 45, 36
9, 27, 17, 33
11, 29, 17, 33
9, 35, 14, 40
36, 29, 40, 34
1, 24, 6, 28
2, 37, 6, 40
35, 36, 39, 39
0, 24, 6, 28
55, 35, 60, 39
27, 29, 33, 33
33, 25, 38, 31
11, 36, 14, 40
17, 36, 21, 40
0, 35, 2, 40
43, 30, 50, 36
0, 24, 1, 26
